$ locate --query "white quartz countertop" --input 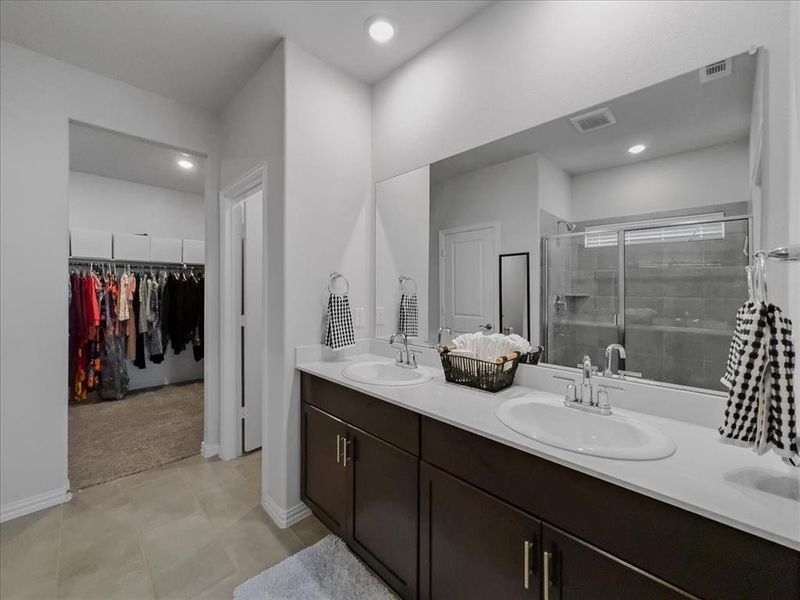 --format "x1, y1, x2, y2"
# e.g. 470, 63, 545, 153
297, 353, 800, 551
